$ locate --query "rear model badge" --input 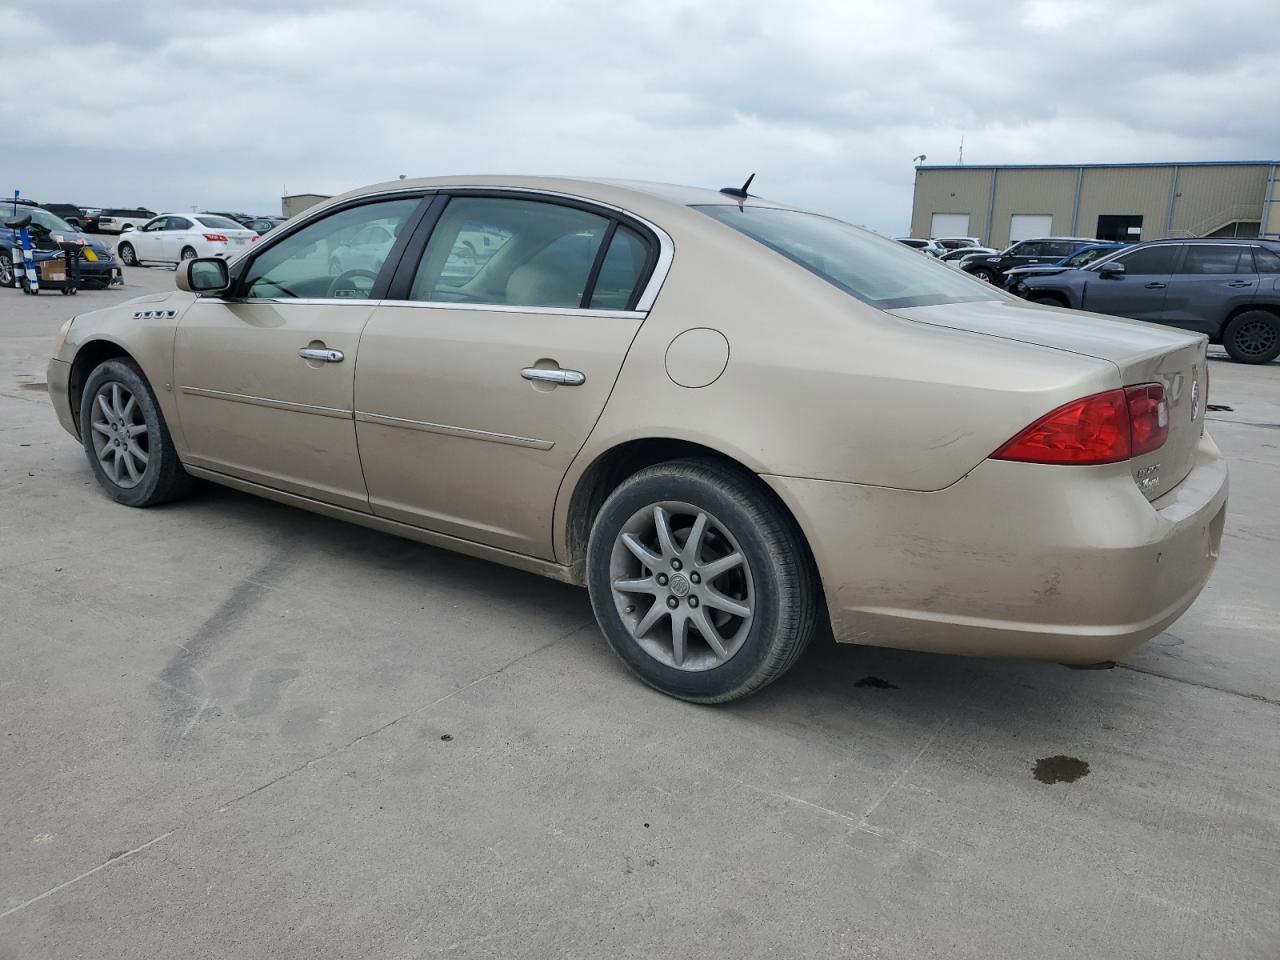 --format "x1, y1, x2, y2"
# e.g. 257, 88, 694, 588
1136, 463, 1161, 492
